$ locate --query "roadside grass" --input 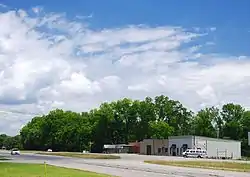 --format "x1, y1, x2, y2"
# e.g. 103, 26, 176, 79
144, 160, 250, 172
21, 150, 42, 153
0, 162, 113, 177
0, 156, 8, 160
36, 152, 121, 159
239, 156, 250, 161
